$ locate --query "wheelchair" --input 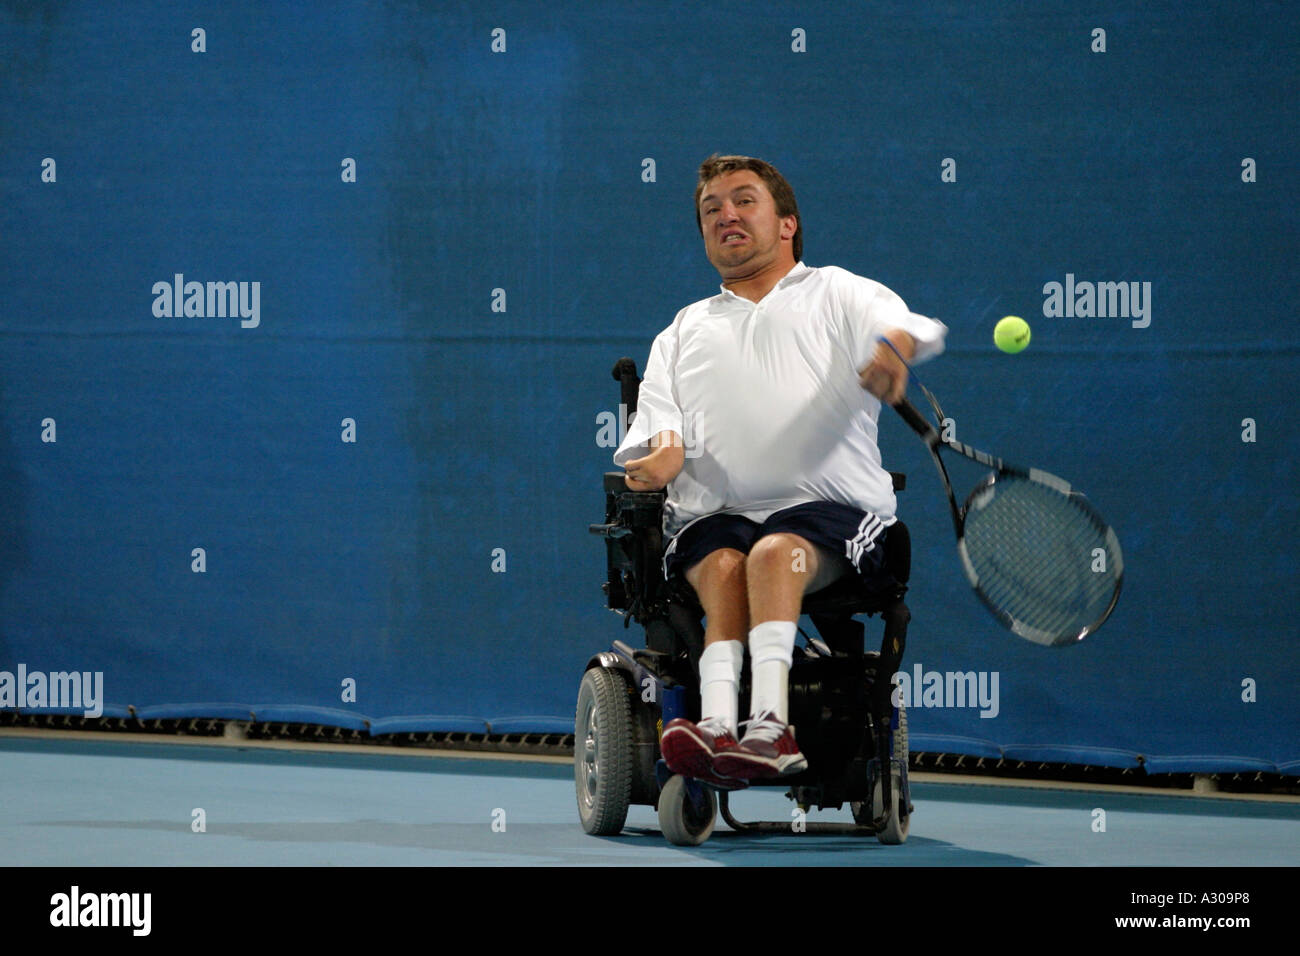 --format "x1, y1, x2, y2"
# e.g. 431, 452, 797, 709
576, 358, 914, 846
